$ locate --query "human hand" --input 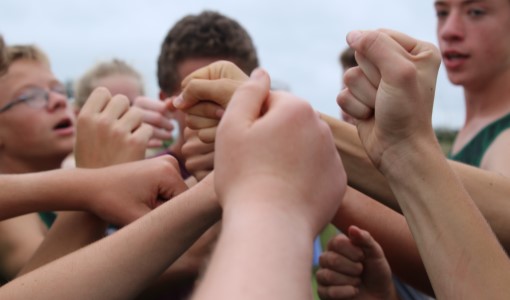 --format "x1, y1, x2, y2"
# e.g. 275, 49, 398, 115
86, 156, 188, 225
181, 127, 214, 181
337, 30, 441, 174
75, 87, 153, 168
174, 61, 248, 144
132, 96, 175, 149
317, 226, 398, 300
214, 68, 346, 236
